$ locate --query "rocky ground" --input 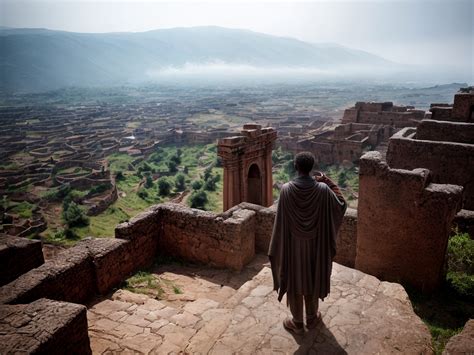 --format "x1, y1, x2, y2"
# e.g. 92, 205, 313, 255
87, 255, 433, 354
